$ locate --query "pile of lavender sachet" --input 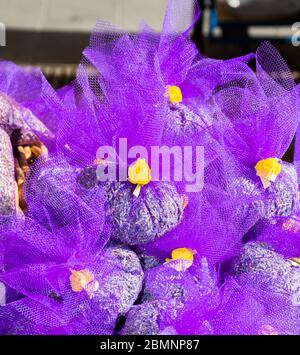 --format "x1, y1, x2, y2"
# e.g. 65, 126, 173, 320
1, 0, 300, 335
